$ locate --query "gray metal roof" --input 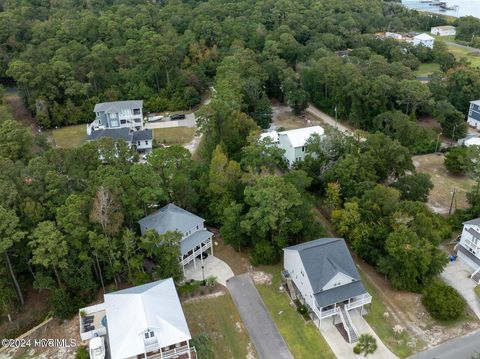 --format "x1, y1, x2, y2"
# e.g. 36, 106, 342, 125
458, 245, 480, 267
180, 229, 213, 255
94, 100, 143, 114
132, 129, 152, 141
86, 128, 132, 142
138, 203, 204, 236
314, 281, 366, 308
464, 218, 480, 226
285, 238, 367, 307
